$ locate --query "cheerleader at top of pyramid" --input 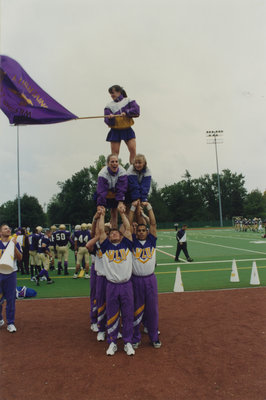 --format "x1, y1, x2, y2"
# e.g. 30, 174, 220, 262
104, 85, 140, 164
